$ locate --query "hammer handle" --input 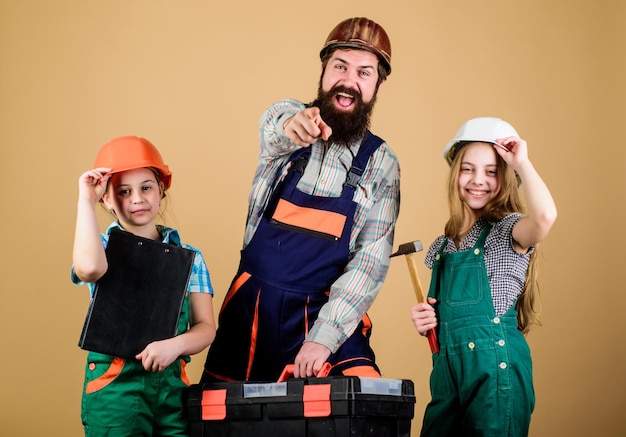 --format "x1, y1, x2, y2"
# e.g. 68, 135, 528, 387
405, 253, 440, 354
